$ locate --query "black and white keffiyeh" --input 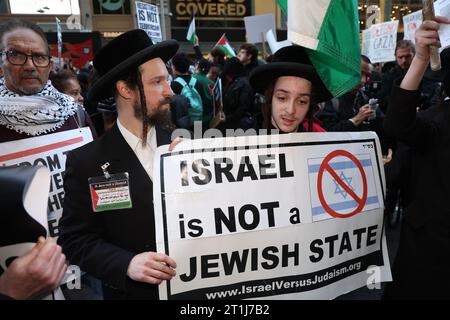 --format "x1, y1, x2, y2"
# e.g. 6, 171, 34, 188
0, 77, 78, 136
